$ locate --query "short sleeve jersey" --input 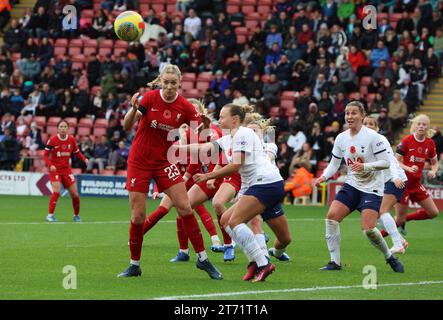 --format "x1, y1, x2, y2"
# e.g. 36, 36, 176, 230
128, 90, 201, 170
45, 135, 79, 174
396, 134, 437, 186
331, 126, 387, 196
